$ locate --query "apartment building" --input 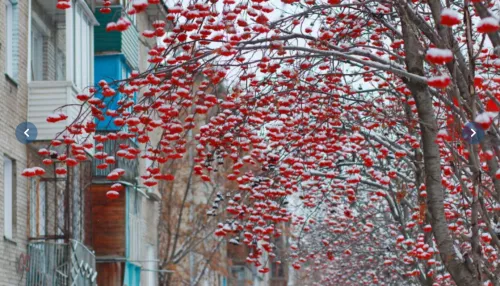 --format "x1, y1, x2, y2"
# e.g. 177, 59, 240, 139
23, 0, 99, 285
0, 0, 164, 285
90, 1, 164, 285
0, 0, 30, 285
